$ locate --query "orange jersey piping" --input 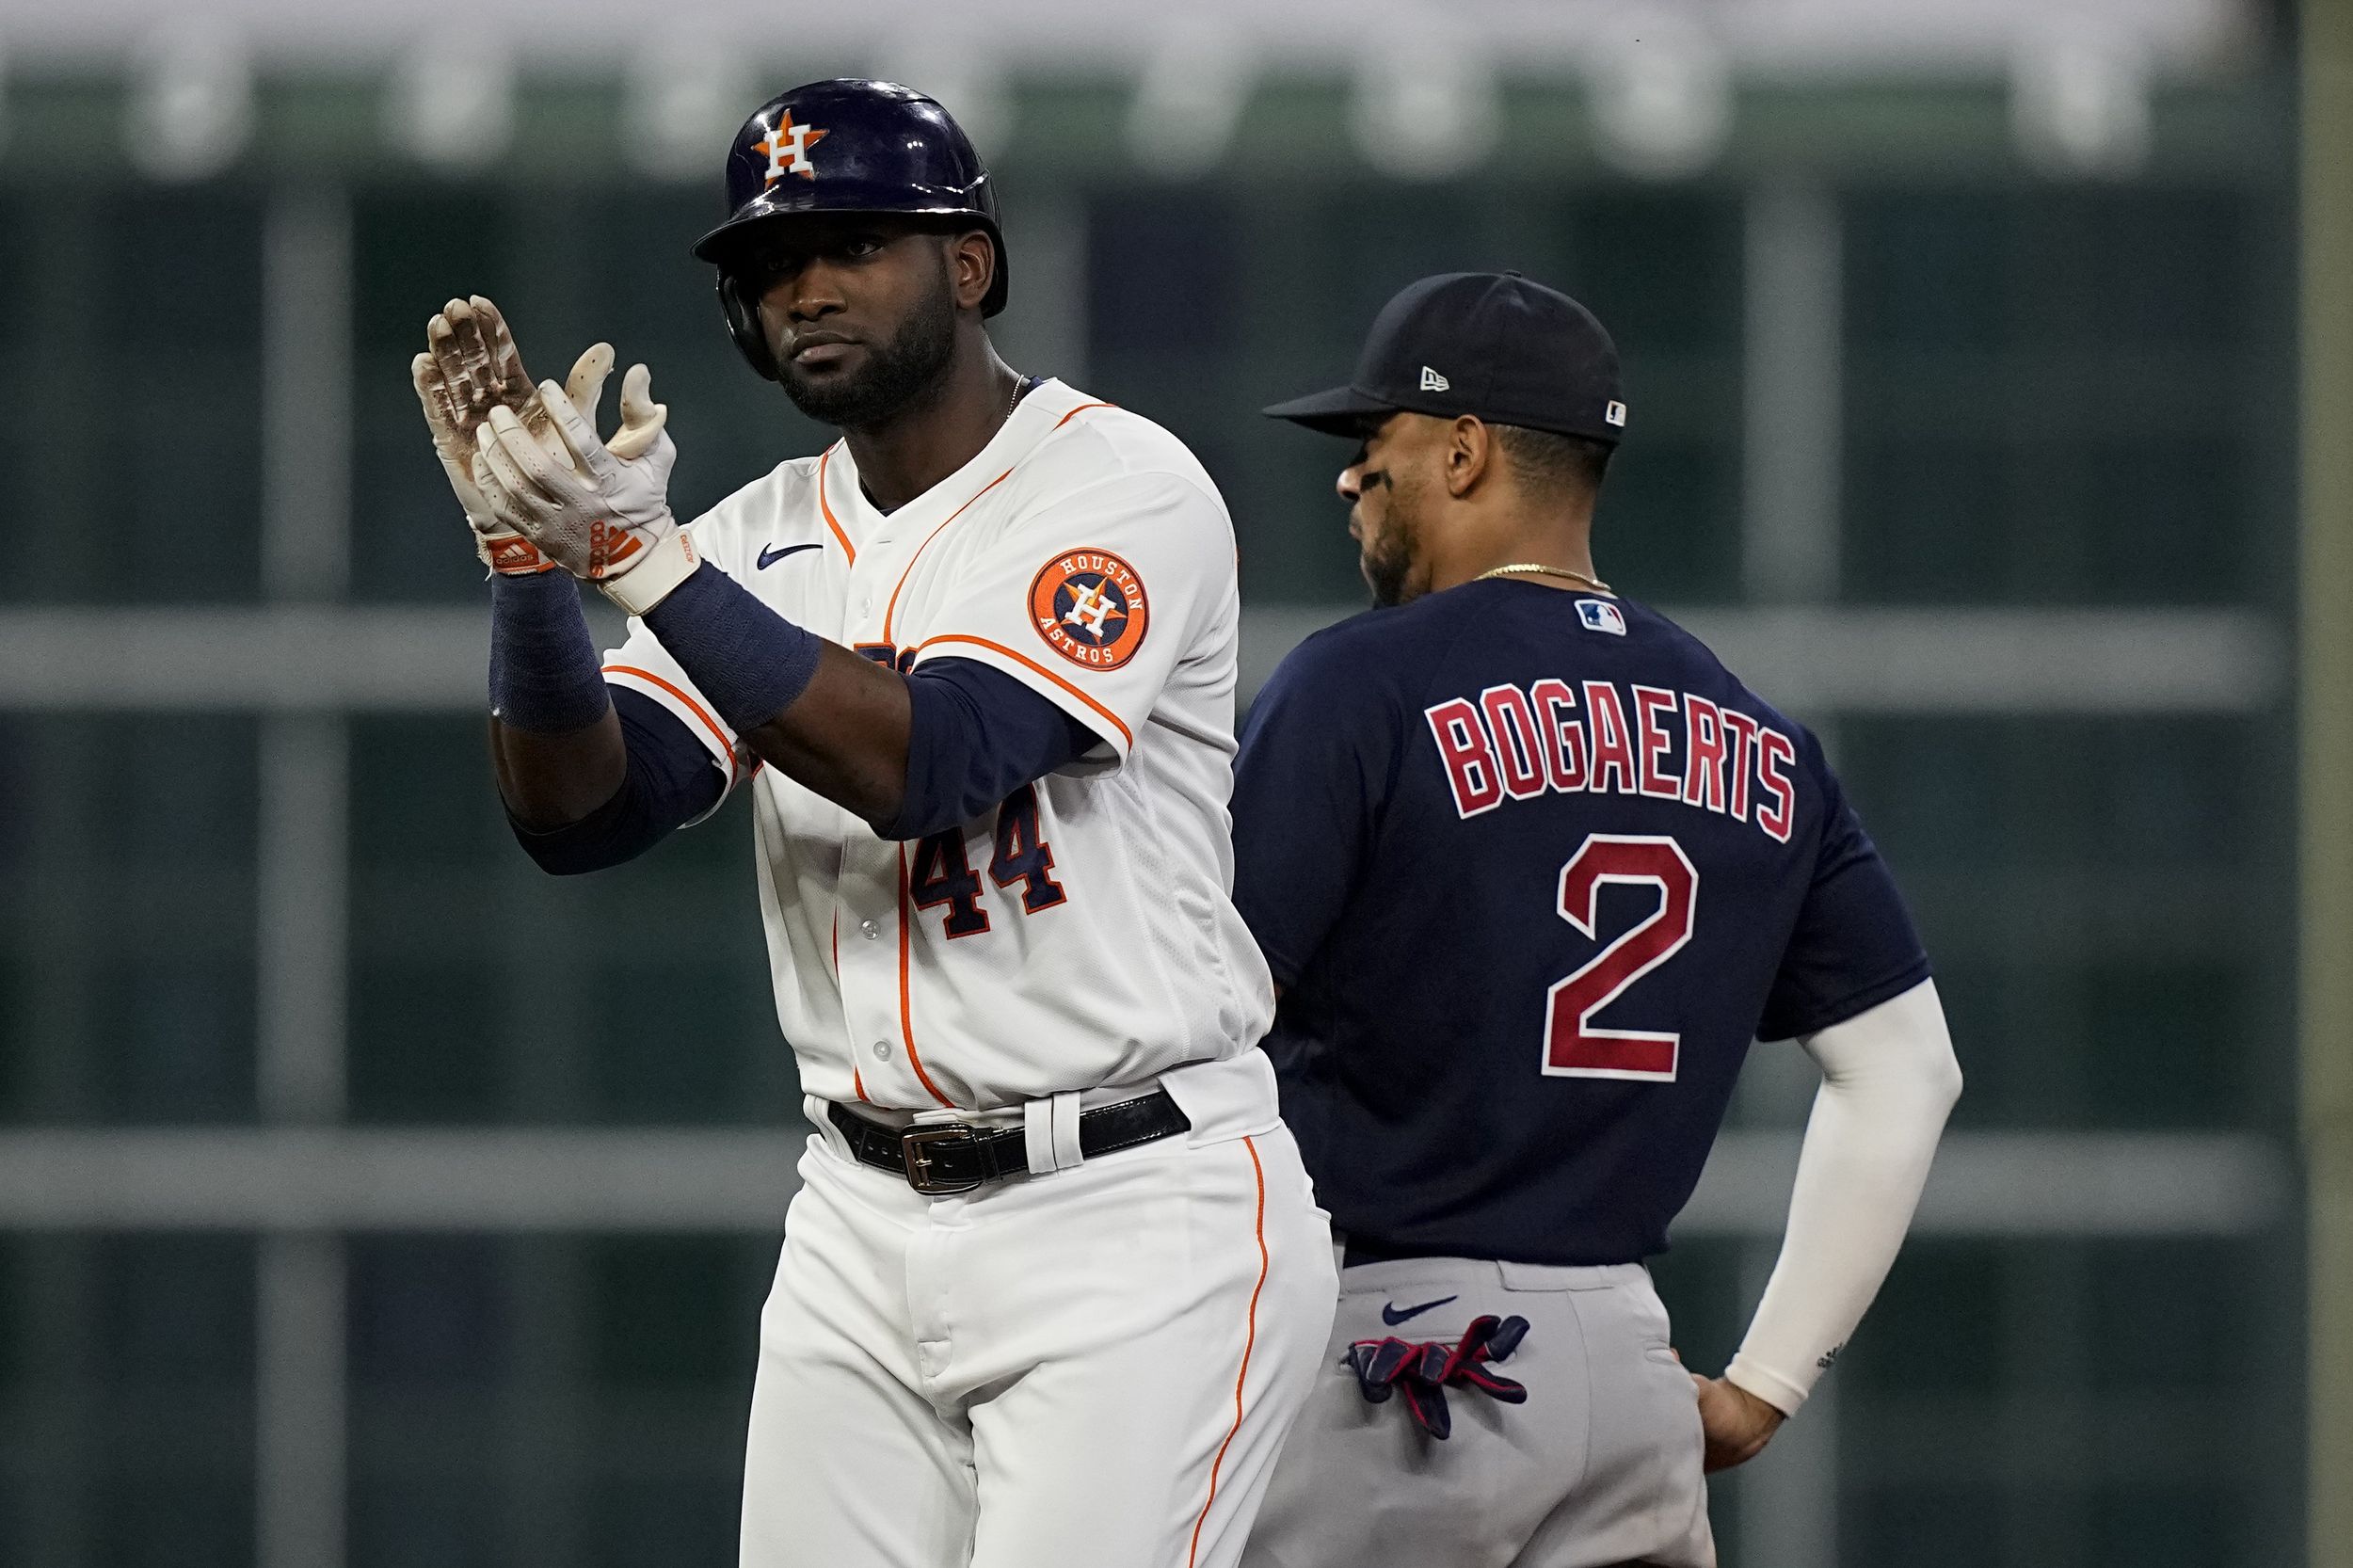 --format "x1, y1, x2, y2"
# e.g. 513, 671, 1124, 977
911, 633, 1134, 751
602, 664, 739, 786
895, 842, 957, 1109
881, 468, 1015, 645
817, 445, 856, 565
1187, 1135, 1270, 1568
